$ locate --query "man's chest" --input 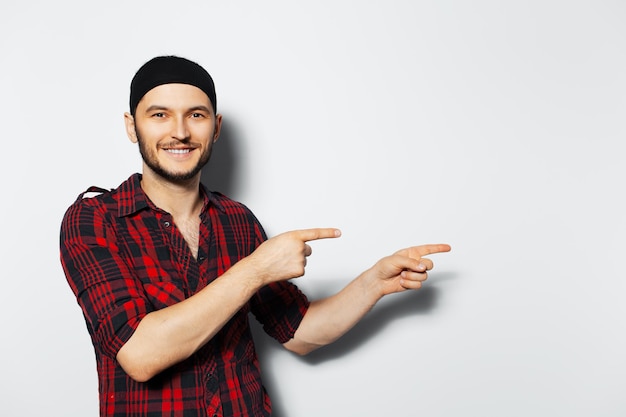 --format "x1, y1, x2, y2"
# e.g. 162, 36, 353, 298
173, 216, 201, 259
